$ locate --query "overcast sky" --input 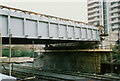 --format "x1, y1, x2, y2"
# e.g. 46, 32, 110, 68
0, 0, 88, 23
